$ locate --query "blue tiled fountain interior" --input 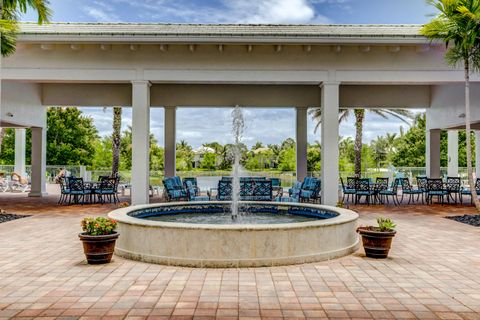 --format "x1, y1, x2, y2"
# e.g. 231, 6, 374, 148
130, 203, 338, 221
